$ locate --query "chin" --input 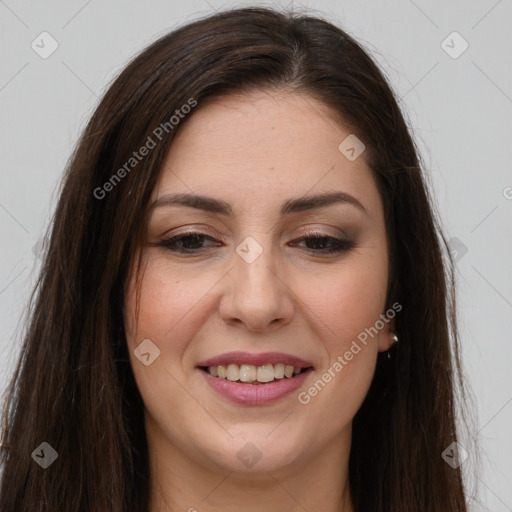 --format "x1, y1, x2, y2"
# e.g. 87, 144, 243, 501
197, 426, 306, 474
